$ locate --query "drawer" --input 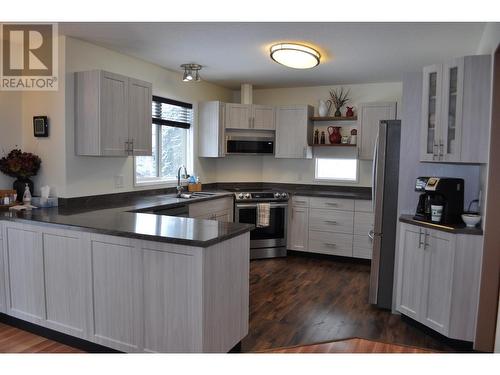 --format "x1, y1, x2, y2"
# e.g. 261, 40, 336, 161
309, 208, 354, 234
310, 197, 354, 211
354, 212, 374, 235
308, 231, 353, 257
291, 196, 310, 207
354, 199, 373, 213
353, 234, 373, 259
188, 197, 233, 218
